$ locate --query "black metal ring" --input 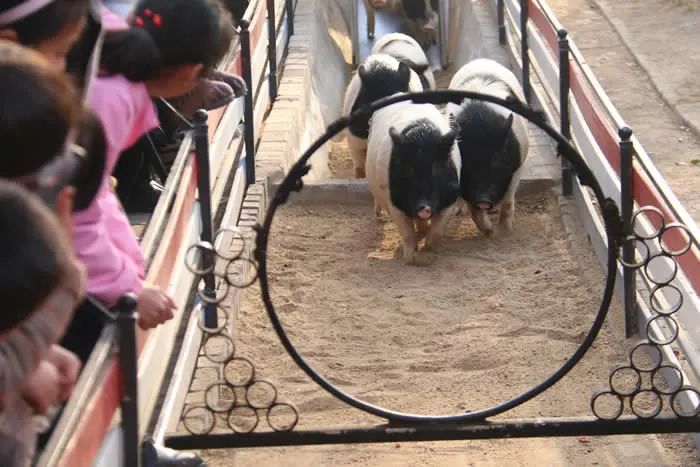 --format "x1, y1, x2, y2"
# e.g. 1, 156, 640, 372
658, 222, 693, 257
617, 236, 650, 269
256, 89, 620, 422
629, 342, 662, 372
630, 389, 662, 419
649, 284, 684, 316
670, 387, 700, 418
185, 241, 216, 276
591, 391, 624, 421
245, 380, 278, 409
609, 365, 641, 397
225, 257, 259, 289
651, 365, 684, 395
267, 403, 299, 432
182, 405, 216, 435
632, 206, 665, 240
643, 252, 678, 287
224, 357, 256, 387
197, 277, 230, 305
196, 303, 229, 334
646, 315, 679, 346
227, 405, 259, 433
202, 334, 236, 363
204, 382, 237, 413
214, 227, 247, 261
